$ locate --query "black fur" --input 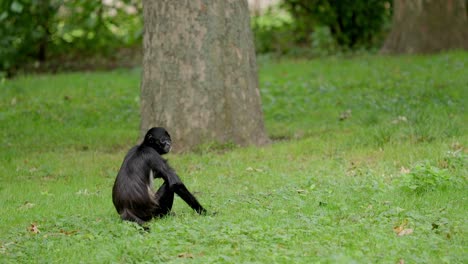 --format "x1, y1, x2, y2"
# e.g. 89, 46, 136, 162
112, 127, 206, 224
